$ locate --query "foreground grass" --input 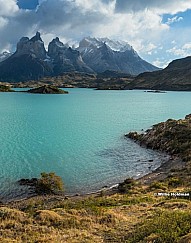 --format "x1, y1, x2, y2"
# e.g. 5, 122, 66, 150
1, 183, 191, 243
